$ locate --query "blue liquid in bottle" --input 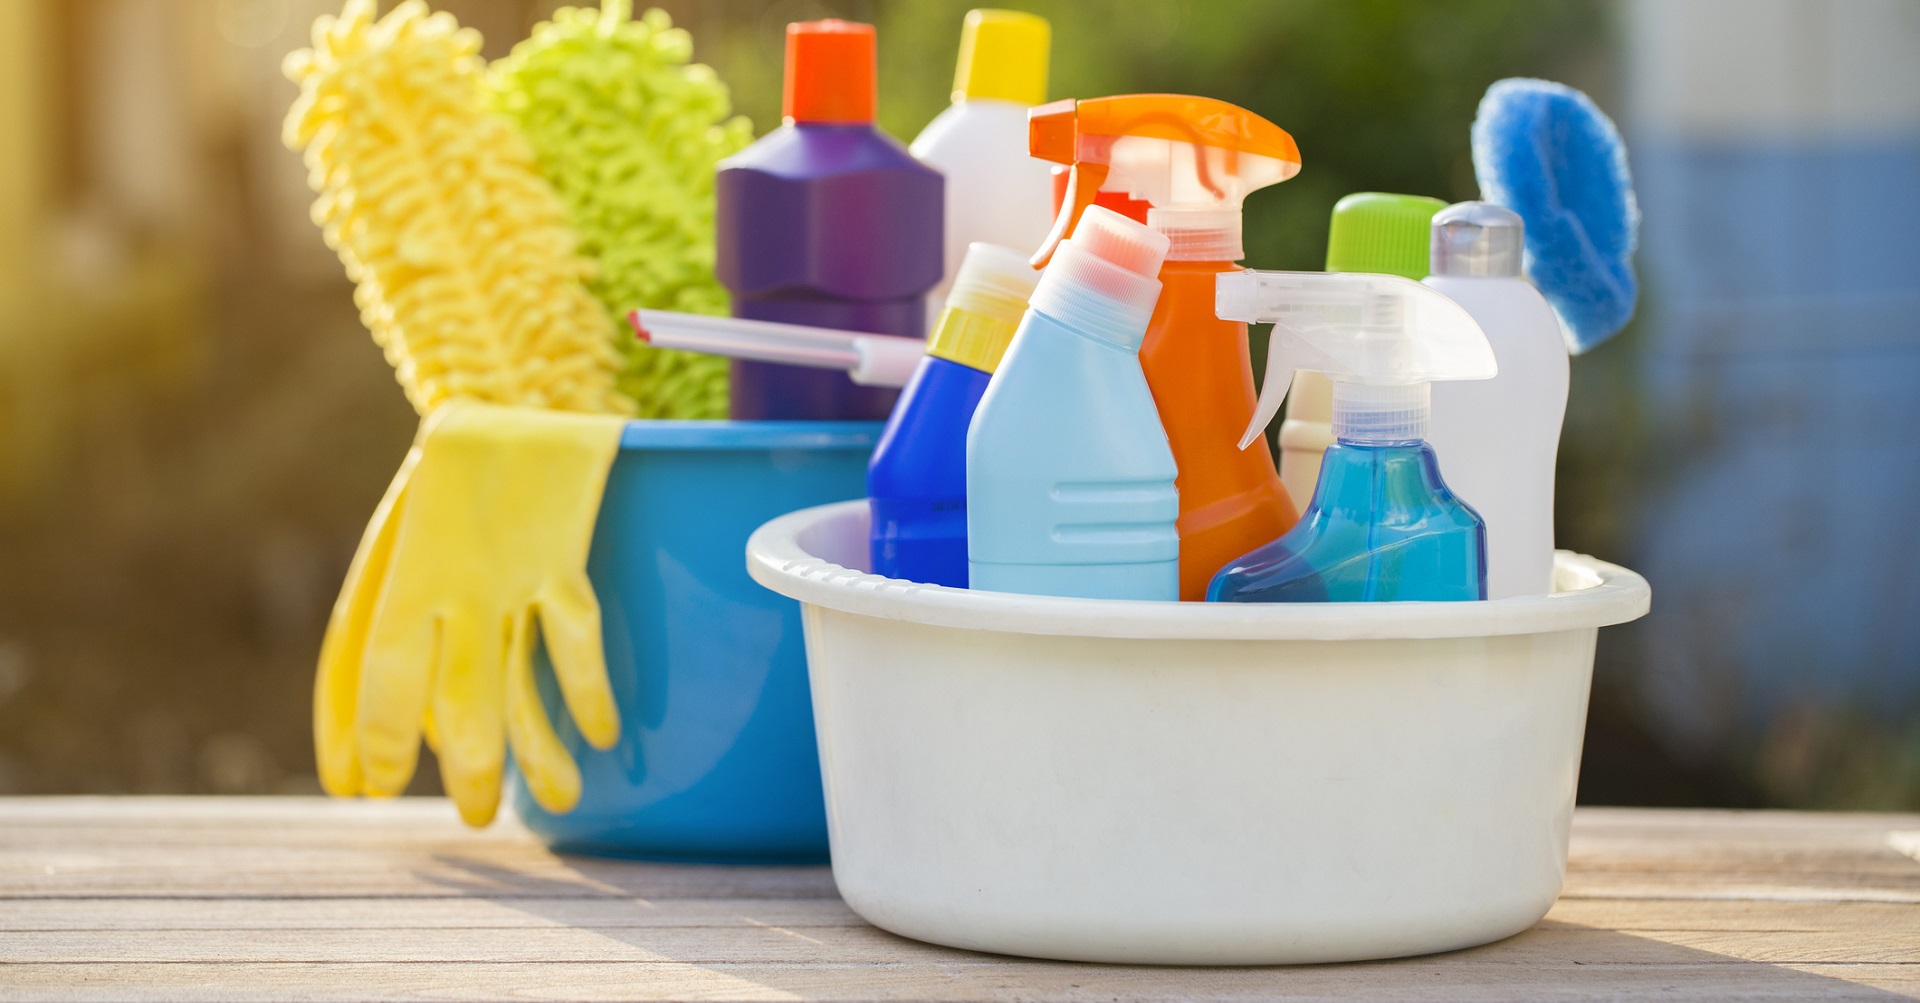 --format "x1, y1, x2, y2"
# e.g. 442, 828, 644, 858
868, 355, 992, 587
1207, 439, 1486, 603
